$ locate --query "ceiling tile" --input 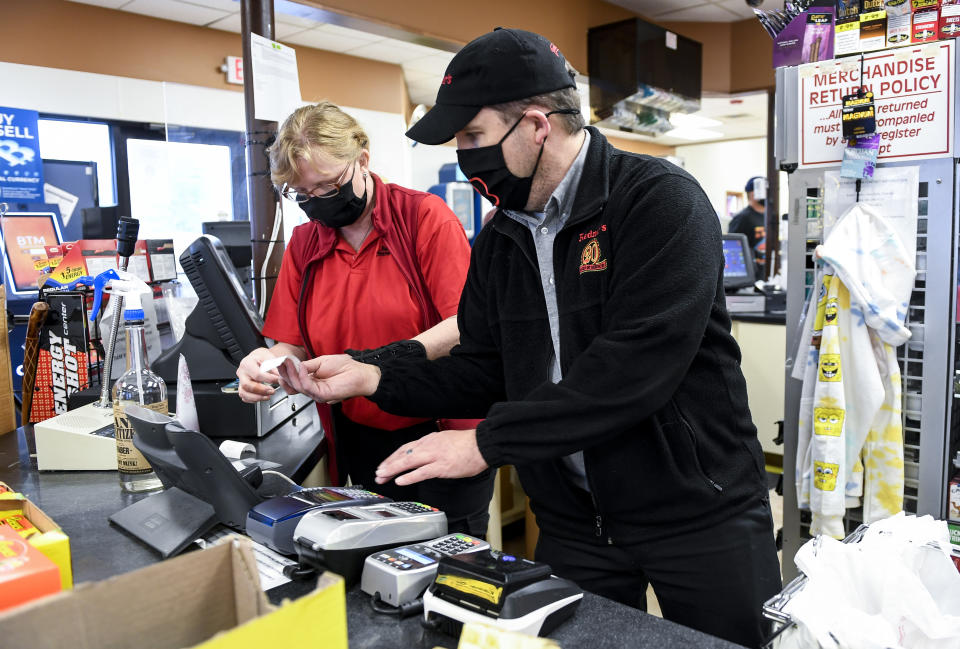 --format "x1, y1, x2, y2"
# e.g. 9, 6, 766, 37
208, 12, 306, 39
207, 12, 241, 33
180, 0, 239, 11
655, 3, 742, 21
67, 0, 131, 8
318, 22, 383, 43
282, 28, 368, 53
403, 53, 454, 75
605, 0, 703, 15
343, 41, 434, 65
274, 12, 317, 28
122, 0, 230, 25
715, 0, 781, 20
